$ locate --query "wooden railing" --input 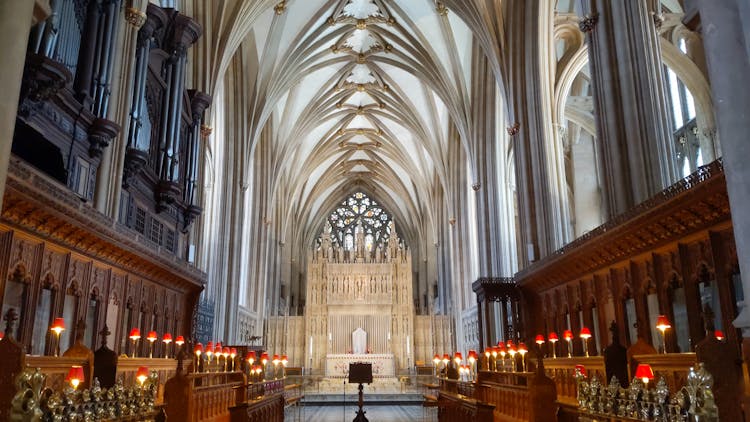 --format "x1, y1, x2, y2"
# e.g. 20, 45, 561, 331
228, 393, 285, 422
434, 363, 557, 422
437, 390, 494, 422
164, 370, 246, 422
